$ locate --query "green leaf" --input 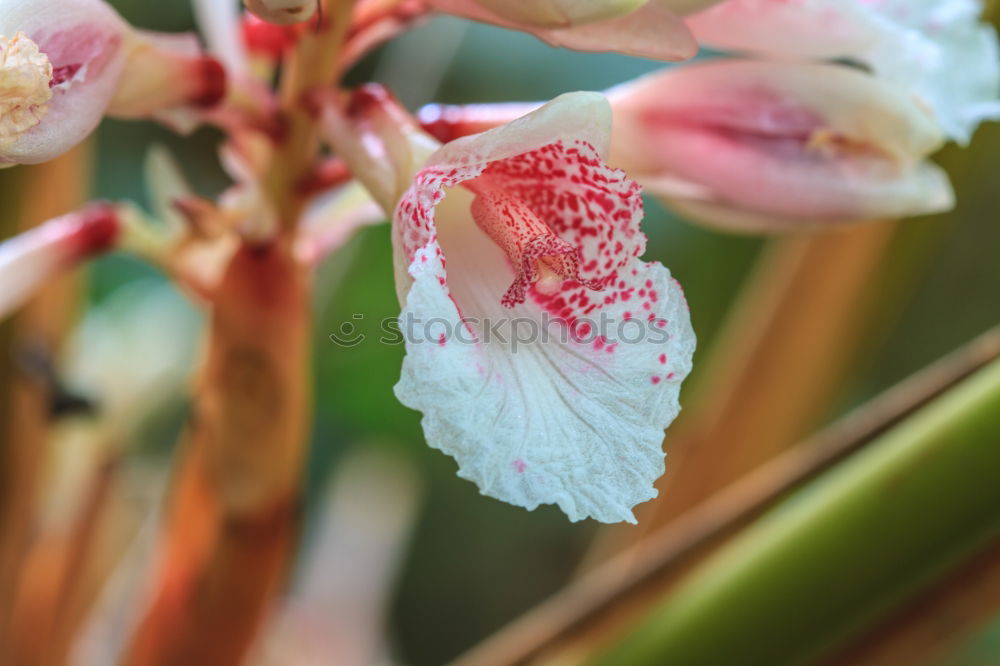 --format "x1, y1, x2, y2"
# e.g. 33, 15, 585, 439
591, 356, 1000, 666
